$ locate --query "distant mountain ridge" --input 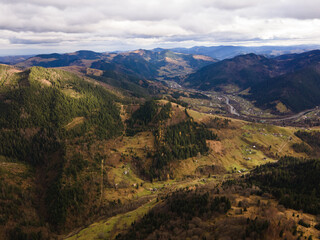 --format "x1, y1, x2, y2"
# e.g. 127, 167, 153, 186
170, 45, 320, 60
15, 50, 105, 68
0, 55, 34, 65
15, 49, 216, 81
